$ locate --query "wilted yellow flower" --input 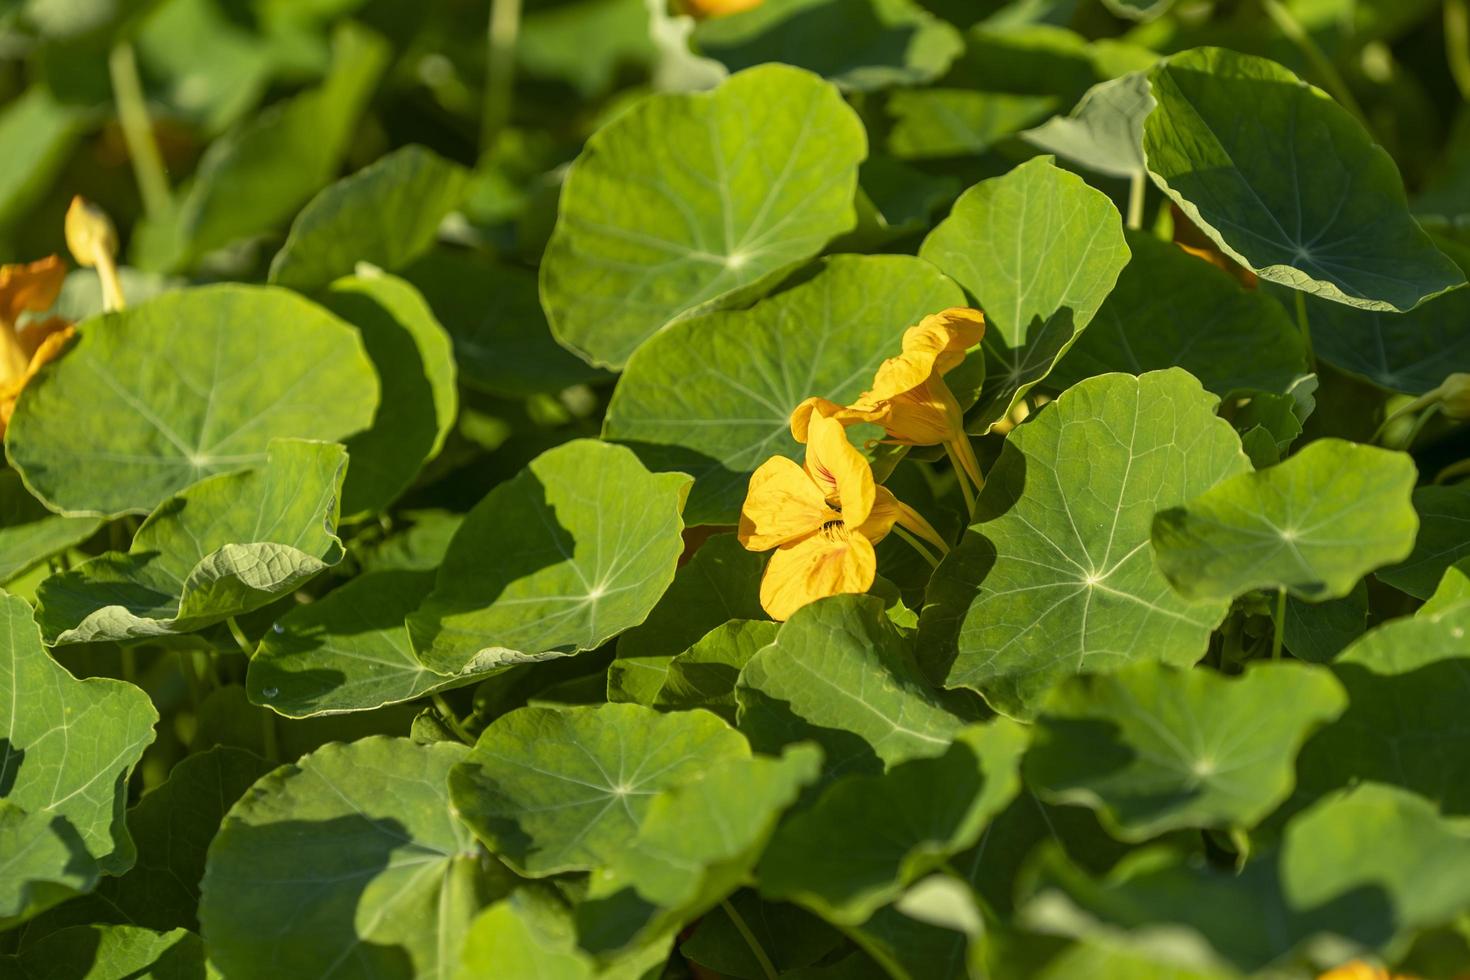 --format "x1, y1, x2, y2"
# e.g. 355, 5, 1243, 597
739, 413, 944, 621
790, 307, 986, 494
0, 256, 73, 437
